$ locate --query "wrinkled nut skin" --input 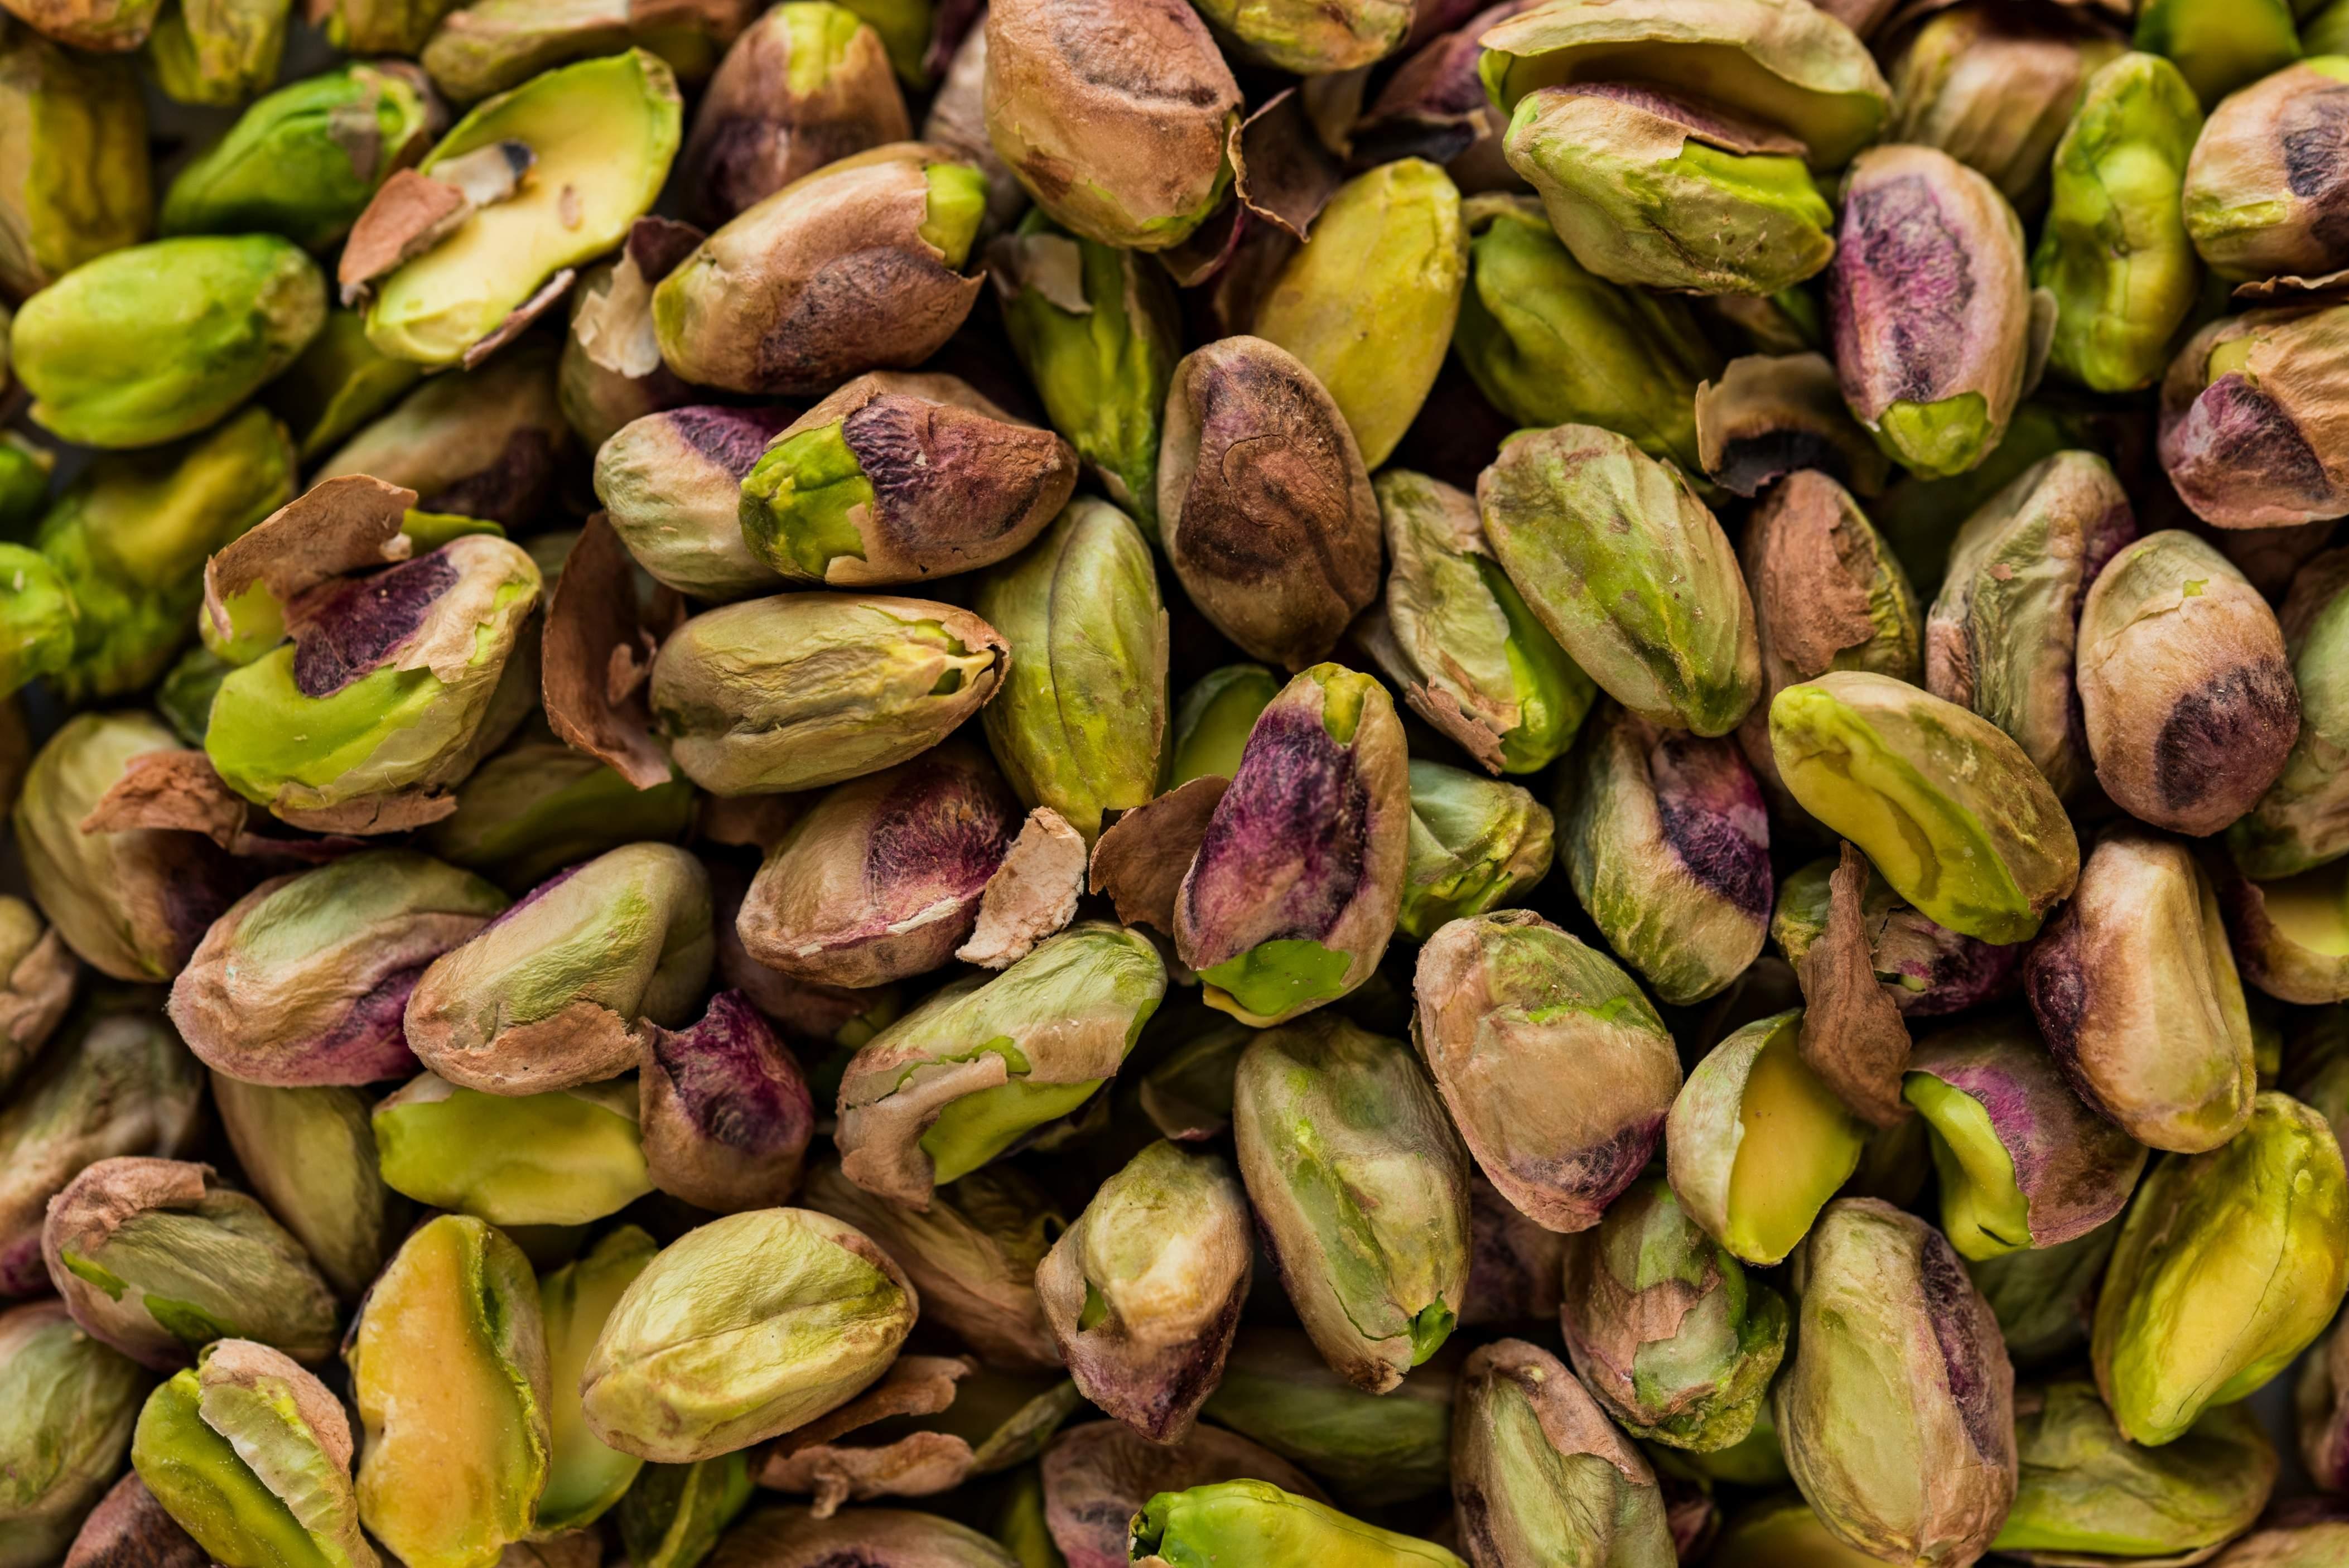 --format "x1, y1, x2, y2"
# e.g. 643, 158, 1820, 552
2183, 60, 2349, 285
1041, 1420, 1326, 1568
595, 402, 798, 601
0, 896, 74, 1101
1829, 144, 2036, 480
2159, 304, 2349, 530
640, 990, 816, 1213
2093, 1091, 2349, 1448
708, 1504, 1022, 1566
62, 1471, 209, 1568
1192, 0, 1408, 73
1926, 451, 2135, 802
317, 341, 571, 527
210, 1075, 405, 1302
2024, 827, 2256, 1154
559, 238, 702, 457
1131, 1479, 1465, 1568
982, 0, 1240, 252
1398, 761, 1556, 941
1559, 704, 1773, 1007
1158, 336, 1383, 672
1697, 353, 1893, 500
1771, 853, 2021, 1019
1776, 1199, 2017, 1567
1232, 1014, 1471, 1395
1478, 423, 1760, 738
580, 1208, 918, 1464
168, 850, 508, 1088
2077, 529, 2299, 837
0, 31, 151, 300
1888, 6, 2125, 215
738, 743, 1020, 988
2236, 548, 2349, 878
0, 1300, 151, 1567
